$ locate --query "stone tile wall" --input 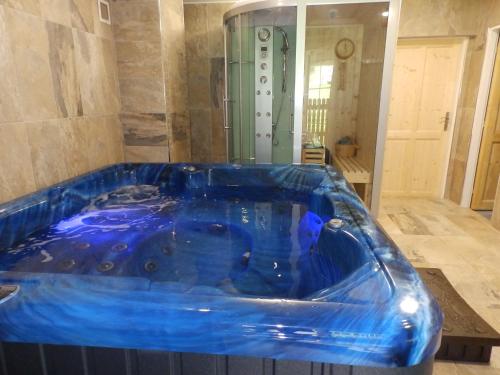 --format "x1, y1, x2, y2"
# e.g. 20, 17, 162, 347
184, 3, 231, 163
112, 0, 191, 162
0, 0, 124, 204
